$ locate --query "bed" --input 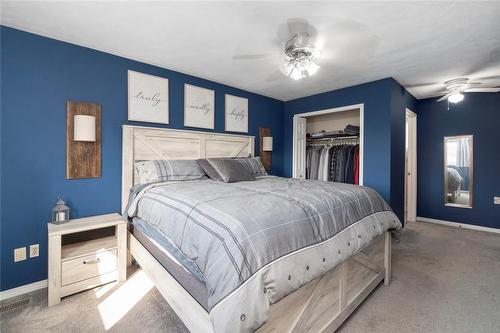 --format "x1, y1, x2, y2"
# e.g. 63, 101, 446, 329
446, 167, 463, 201
122, 125, 401, 333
